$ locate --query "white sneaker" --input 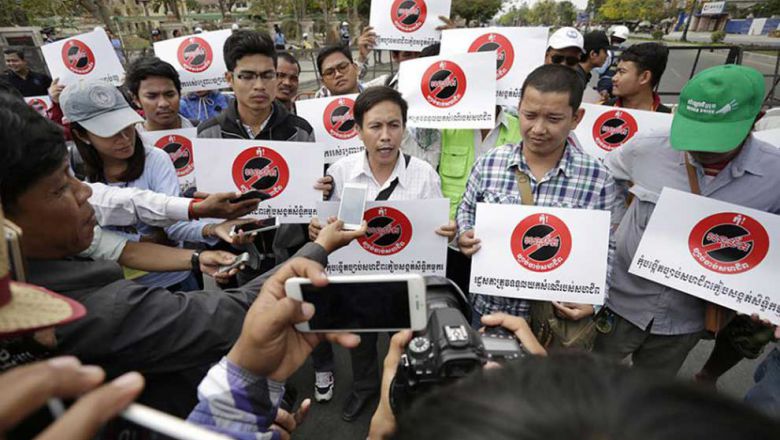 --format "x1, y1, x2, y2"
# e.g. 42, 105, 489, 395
314, 371, 334, 402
